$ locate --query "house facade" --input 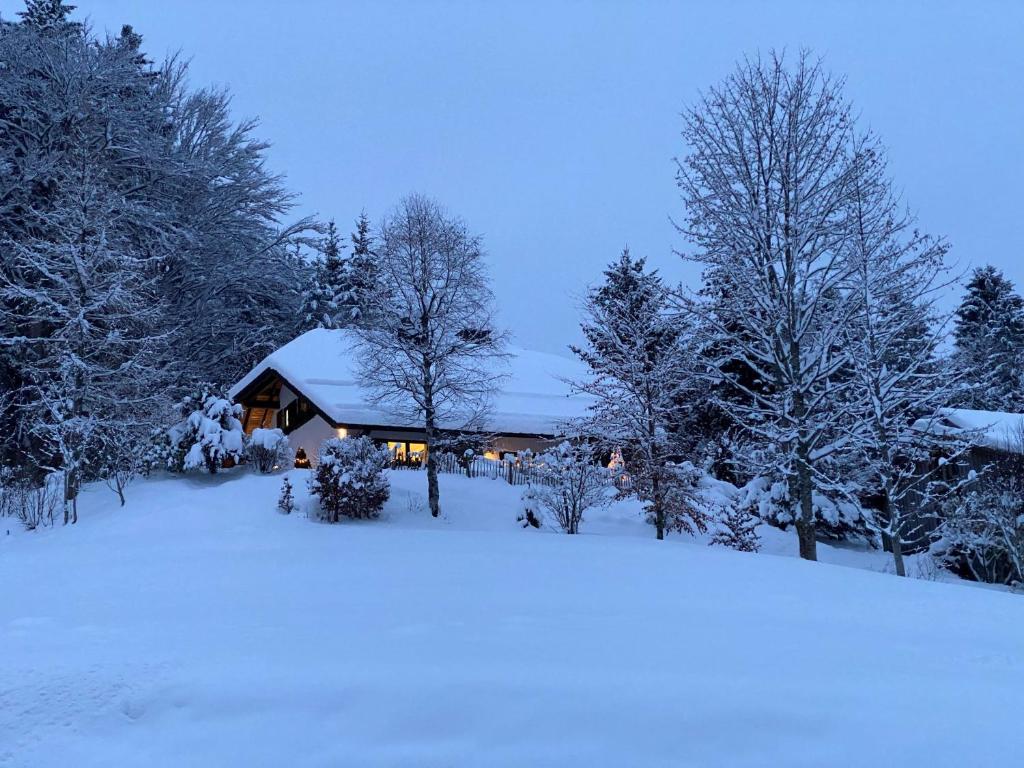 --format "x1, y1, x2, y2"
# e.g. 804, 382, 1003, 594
229, 329, 593, 466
